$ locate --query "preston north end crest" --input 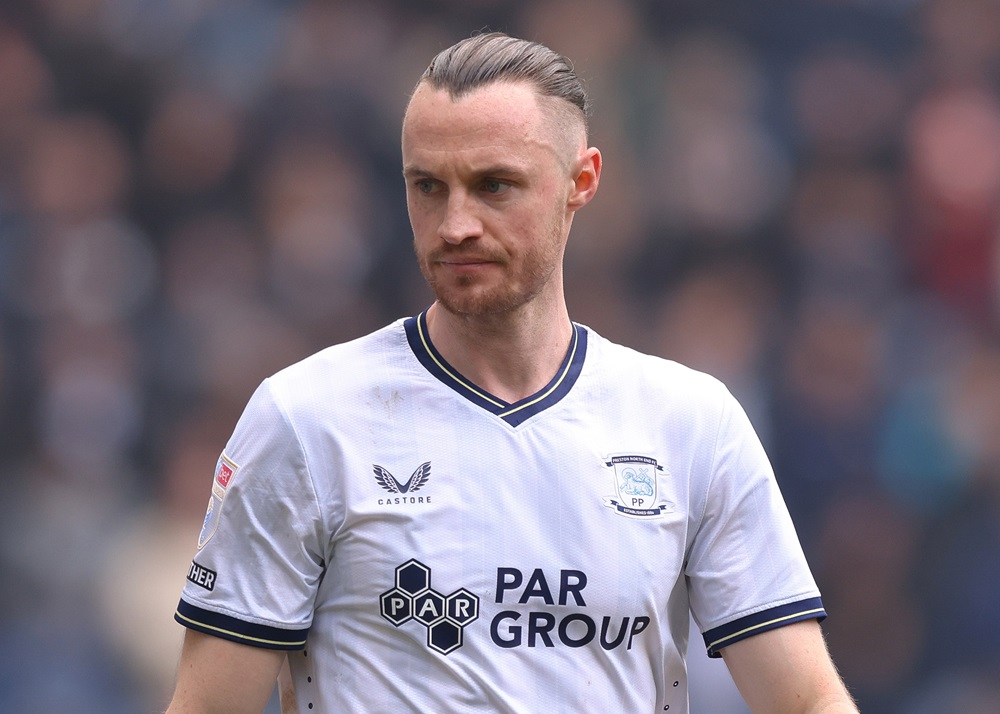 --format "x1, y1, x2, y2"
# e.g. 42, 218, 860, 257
603, 455, 672, 519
